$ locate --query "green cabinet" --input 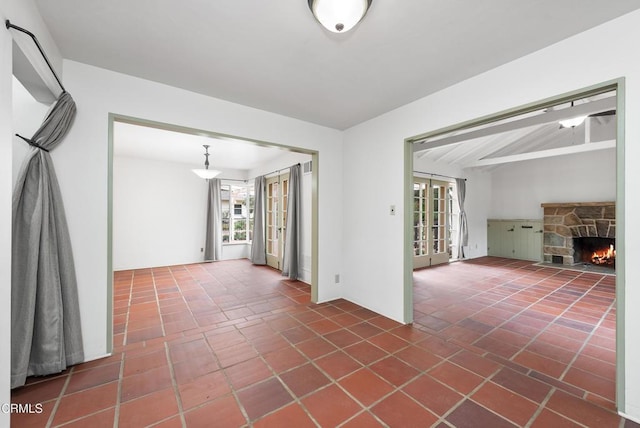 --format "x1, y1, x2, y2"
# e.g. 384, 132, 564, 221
487, 219, 543, 261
